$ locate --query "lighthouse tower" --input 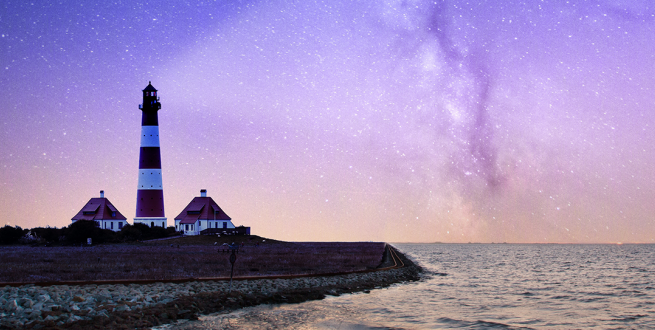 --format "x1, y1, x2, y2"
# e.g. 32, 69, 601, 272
134, 82, 167, 228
